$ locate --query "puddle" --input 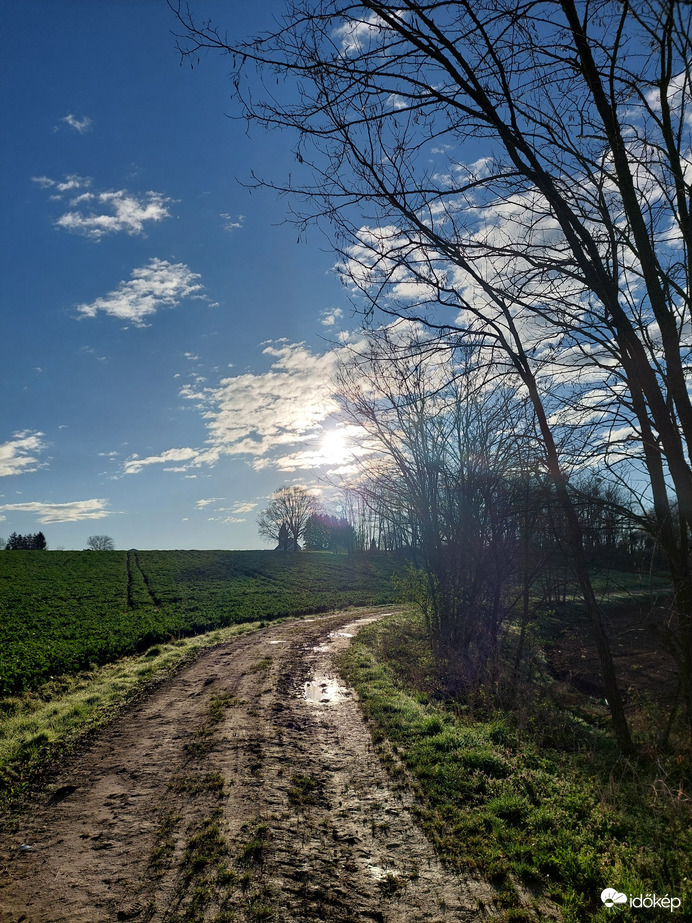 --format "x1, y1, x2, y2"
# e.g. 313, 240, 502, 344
329, 631, 354, 639
303, 676, 345, 704
305, 645, 330, 653
268, 640, 287, 644
344, 616, 382, 630
366, 863, 398, 881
